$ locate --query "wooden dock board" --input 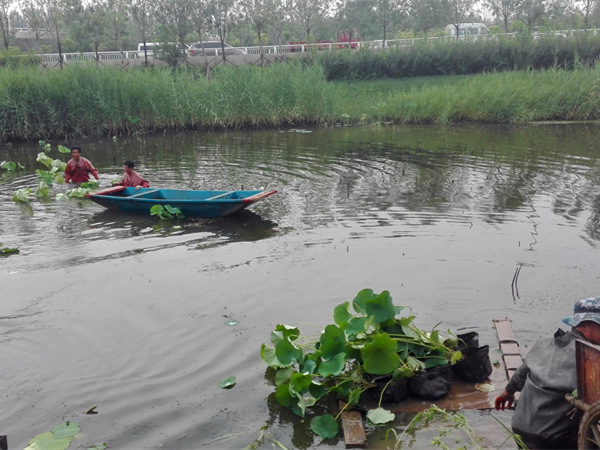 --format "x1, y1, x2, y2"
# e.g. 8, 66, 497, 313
339, 401, 367, 448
